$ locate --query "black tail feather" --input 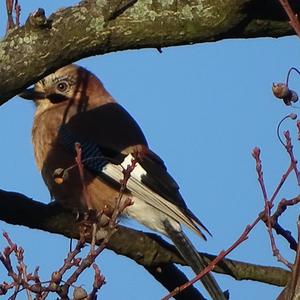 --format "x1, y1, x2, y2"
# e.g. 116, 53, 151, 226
164, 220, 228, 300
